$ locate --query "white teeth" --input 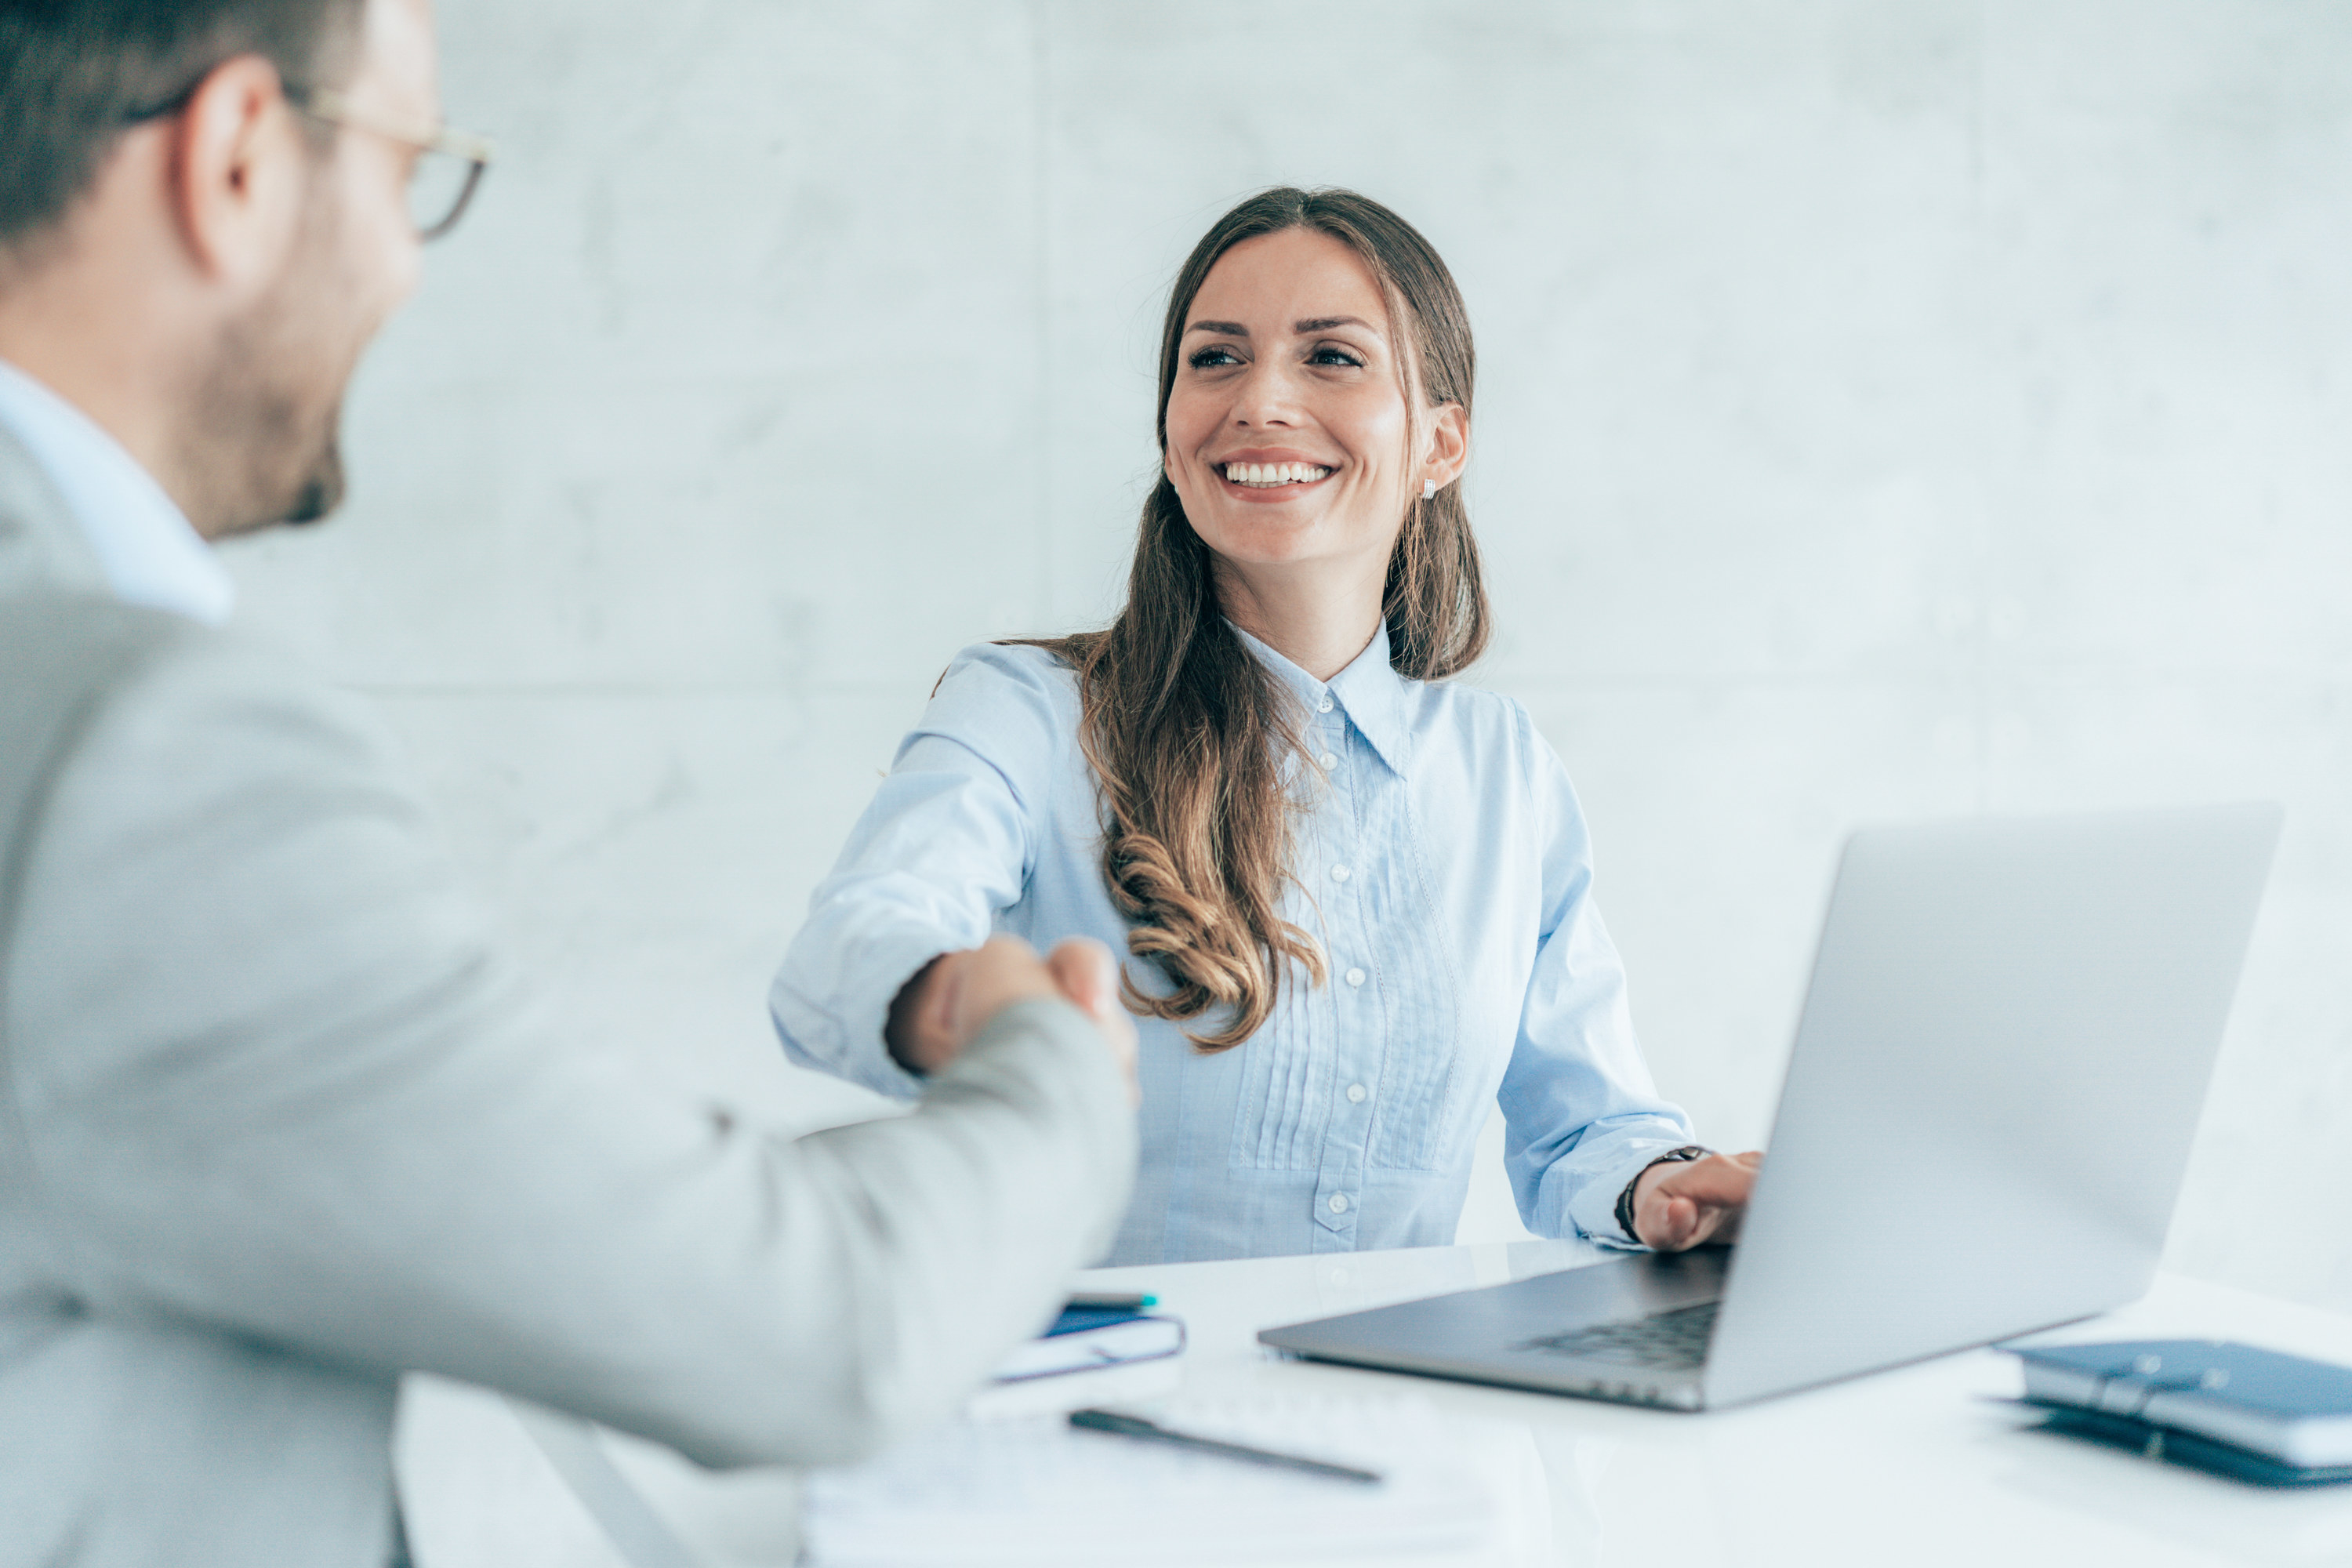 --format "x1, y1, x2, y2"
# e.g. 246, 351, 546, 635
1222, 461, 1331, 488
